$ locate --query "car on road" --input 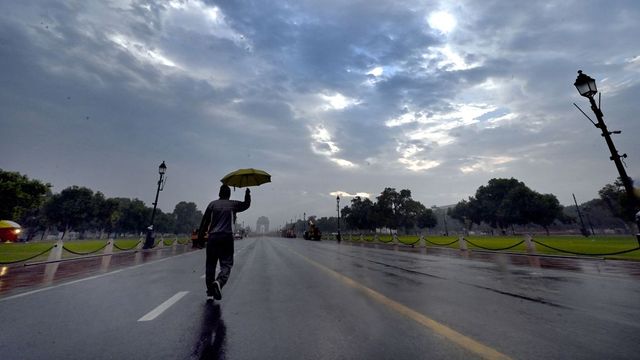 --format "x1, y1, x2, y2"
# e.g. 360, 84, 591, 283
0, 220, 22, 242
